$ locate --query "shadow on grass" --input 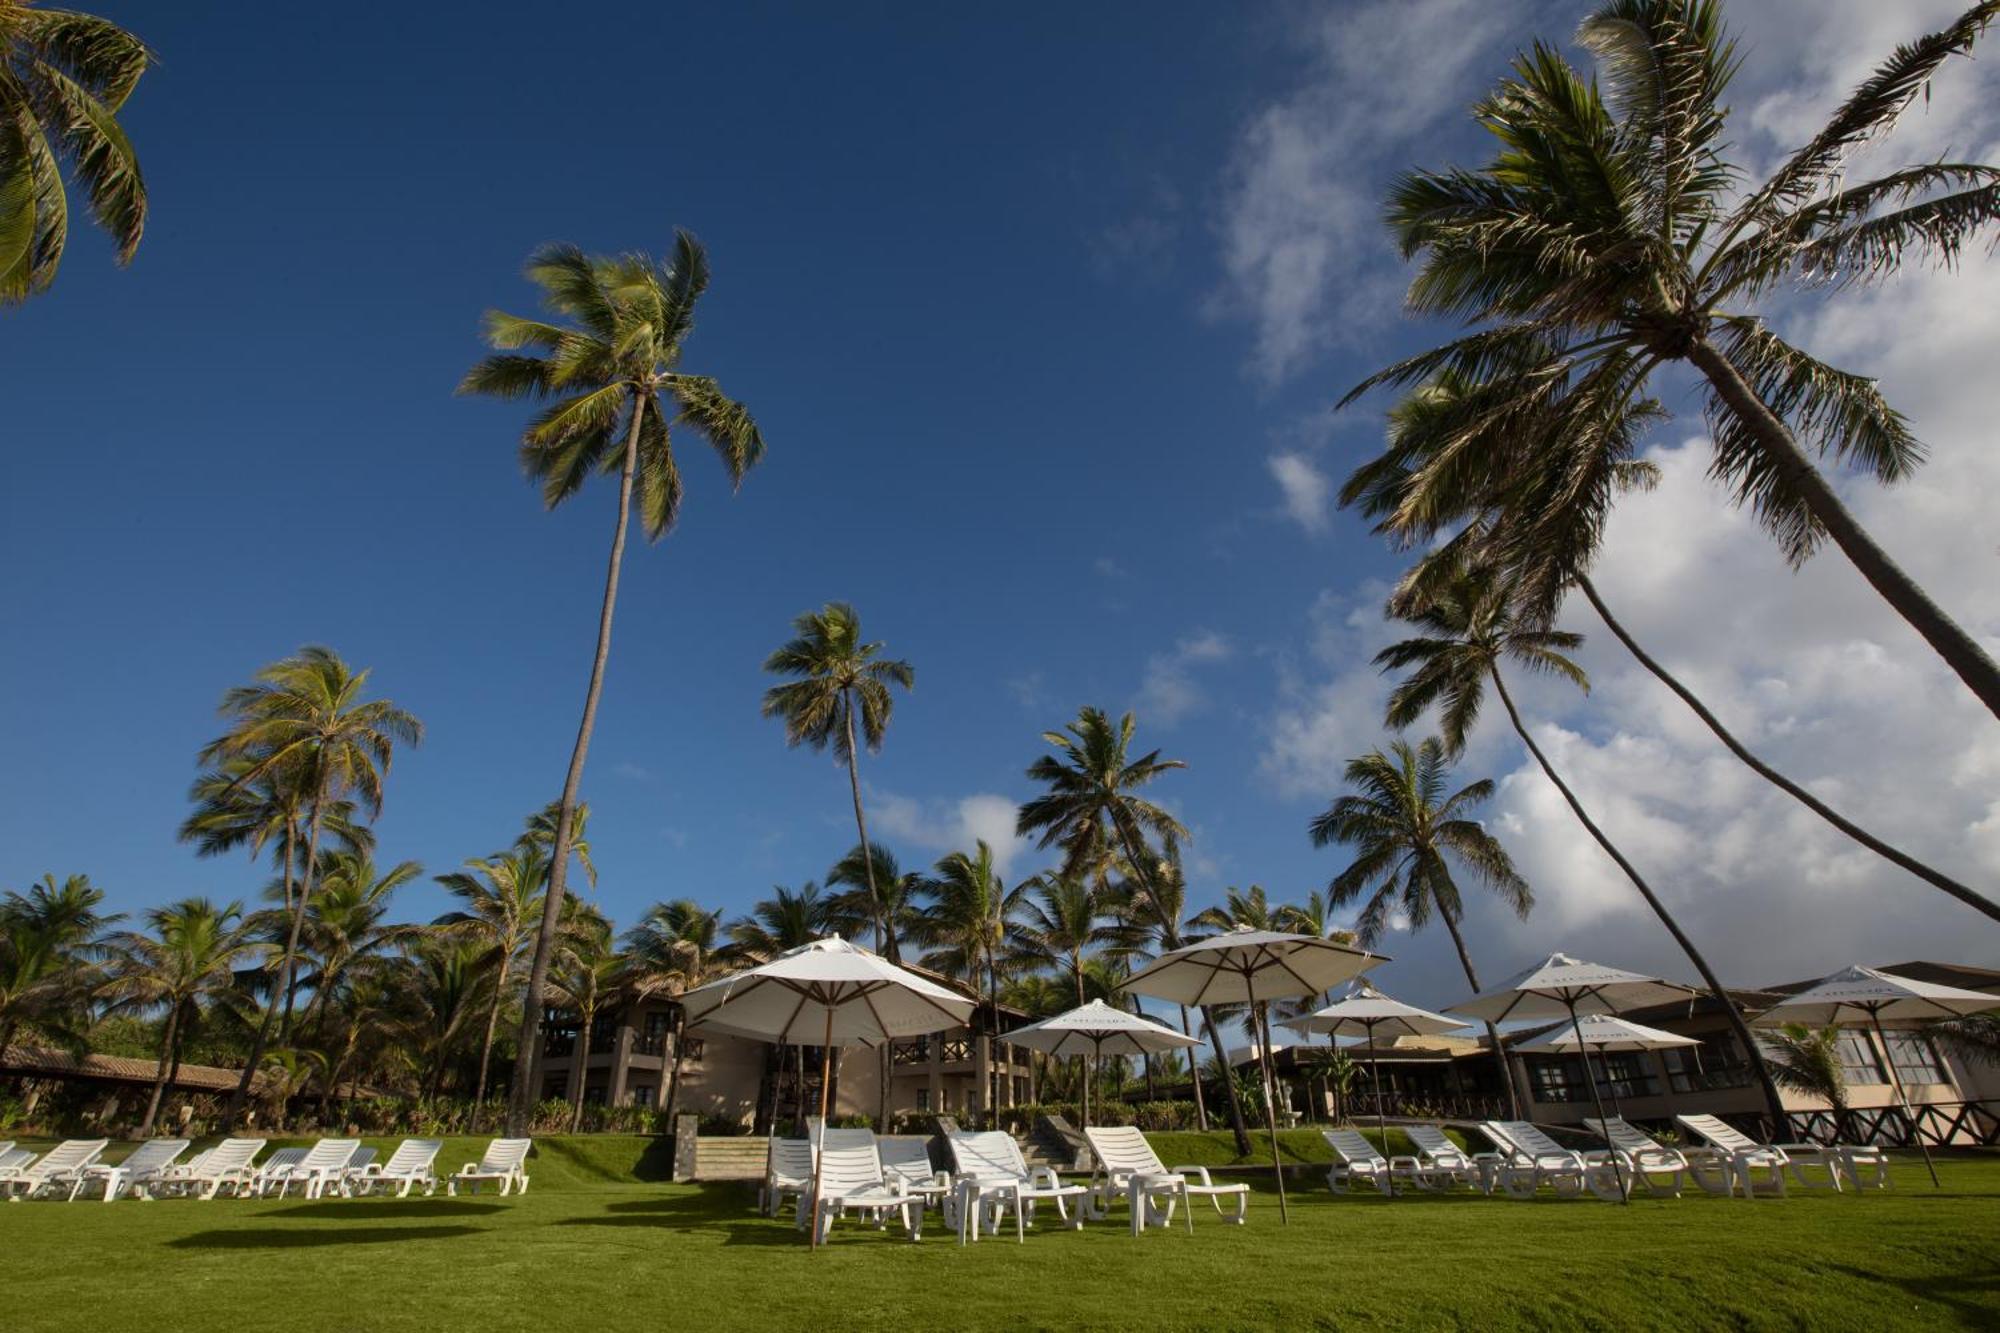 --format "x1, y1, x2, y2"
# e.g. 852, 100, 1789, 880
1824, 1261, 2000, 1325
264, 1200, 507, 1220
167, 1225, 483, 1250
